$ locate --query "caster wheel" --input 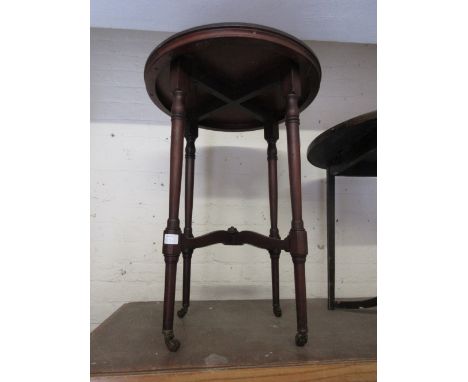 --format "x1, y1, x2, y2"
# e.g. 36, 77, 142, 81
295, 331, 308, 347
273, 305, 282, 317
177, 306, 188, 318
163, 330, 181, 352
